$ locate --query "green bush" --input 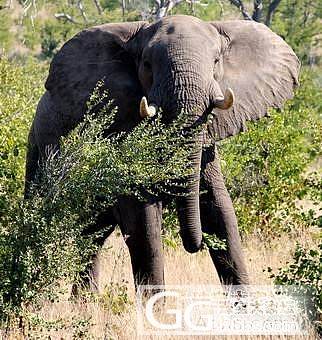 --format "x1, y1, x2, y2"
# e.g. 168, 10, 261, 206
270, 243, 322, 334
0, 82, 197, 318
0, 57, 46, 215
40, 20, 76, 59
